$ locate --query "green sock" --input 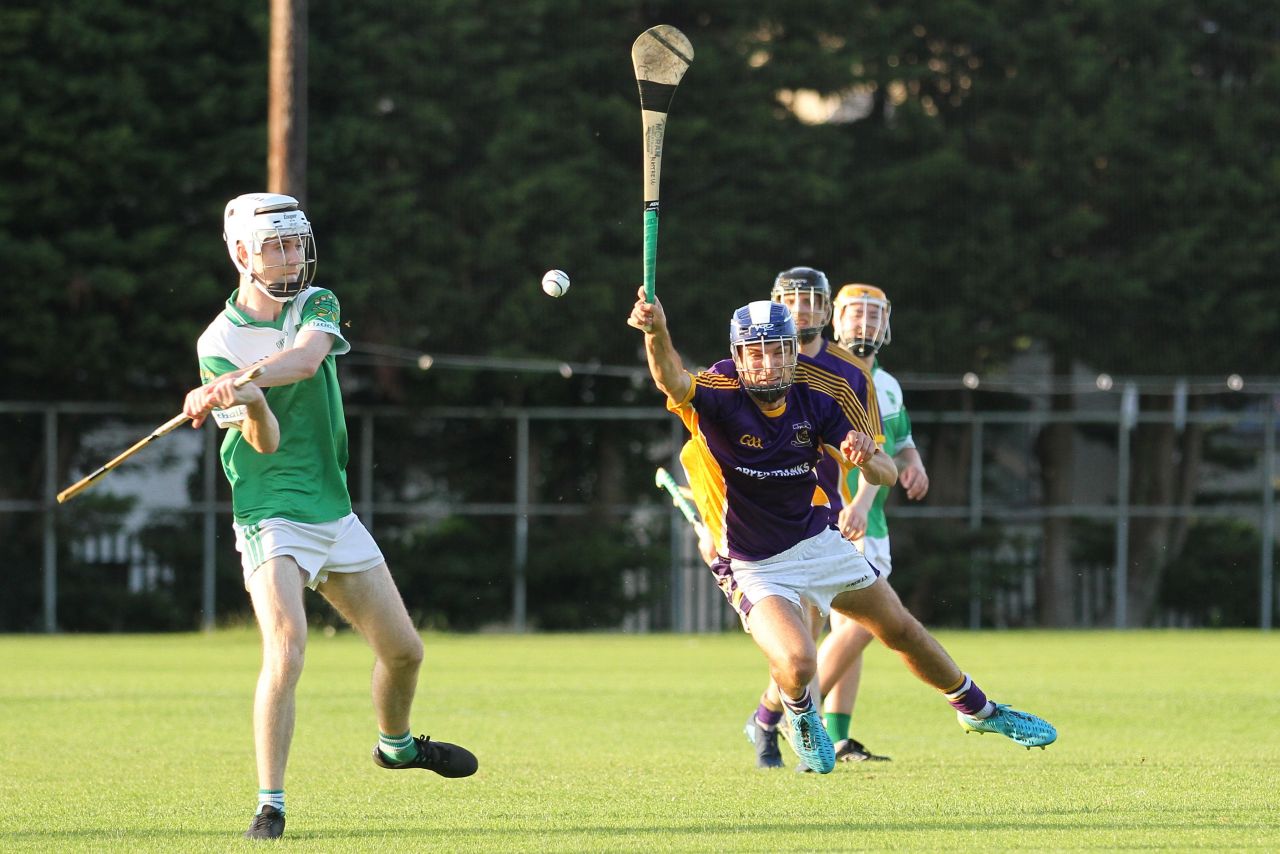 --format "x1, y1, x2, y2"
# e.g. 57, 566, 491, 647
378, 730, 418, 762
825, 712, 851, 743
